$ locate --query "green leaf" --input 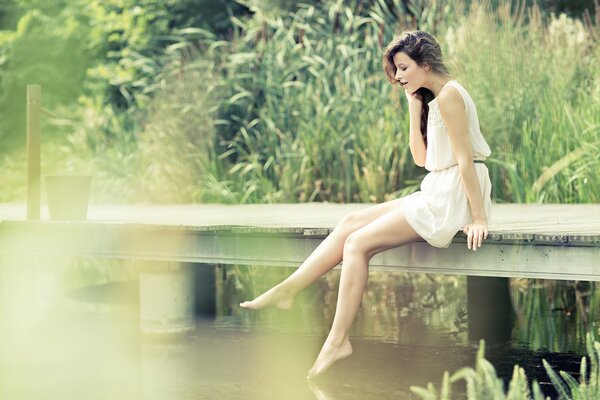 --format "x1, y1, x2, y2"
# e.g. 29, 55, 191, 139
440, 371, 451, 400
409, 386, 435, 400
543, 359, 571, 399
559, 370, 580, 396
226, 91, 253, 105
